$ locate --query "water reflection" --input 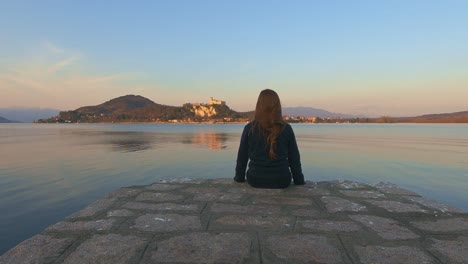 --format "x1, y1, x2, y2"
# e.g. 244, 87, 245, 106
104, 132, 154, 152
65, 130, 155, 152
105, 131, 231, 151
67, 130, 231, 152
182, 132, 229, 150
1, 123, 467, 256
